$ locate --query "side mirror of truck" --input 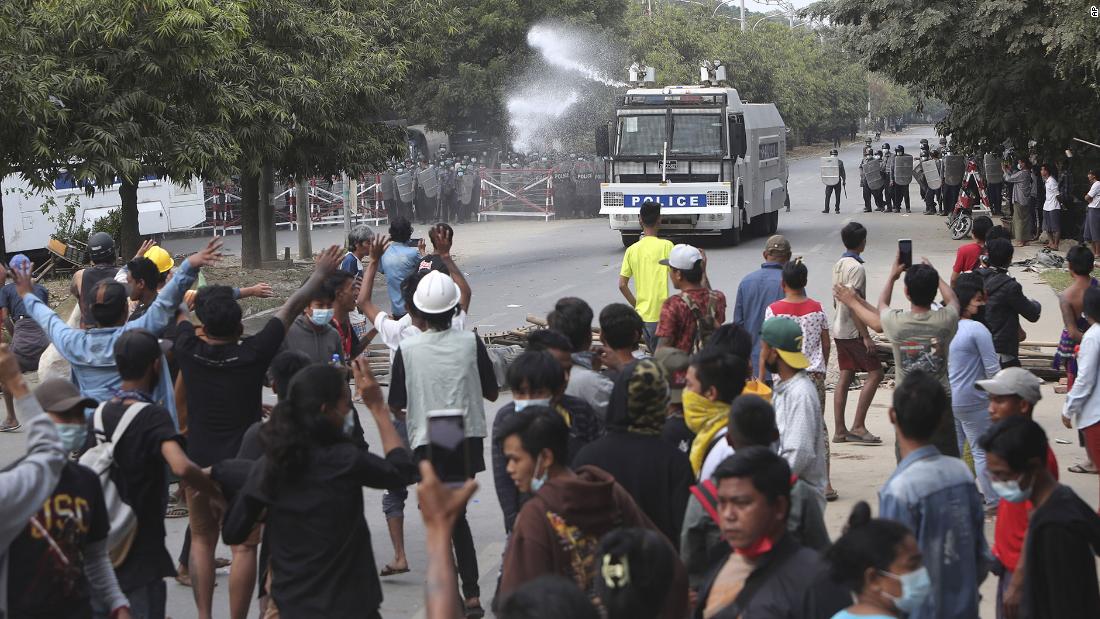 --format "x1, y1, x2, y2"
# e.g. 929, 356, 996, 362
595, 123, 611, 158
